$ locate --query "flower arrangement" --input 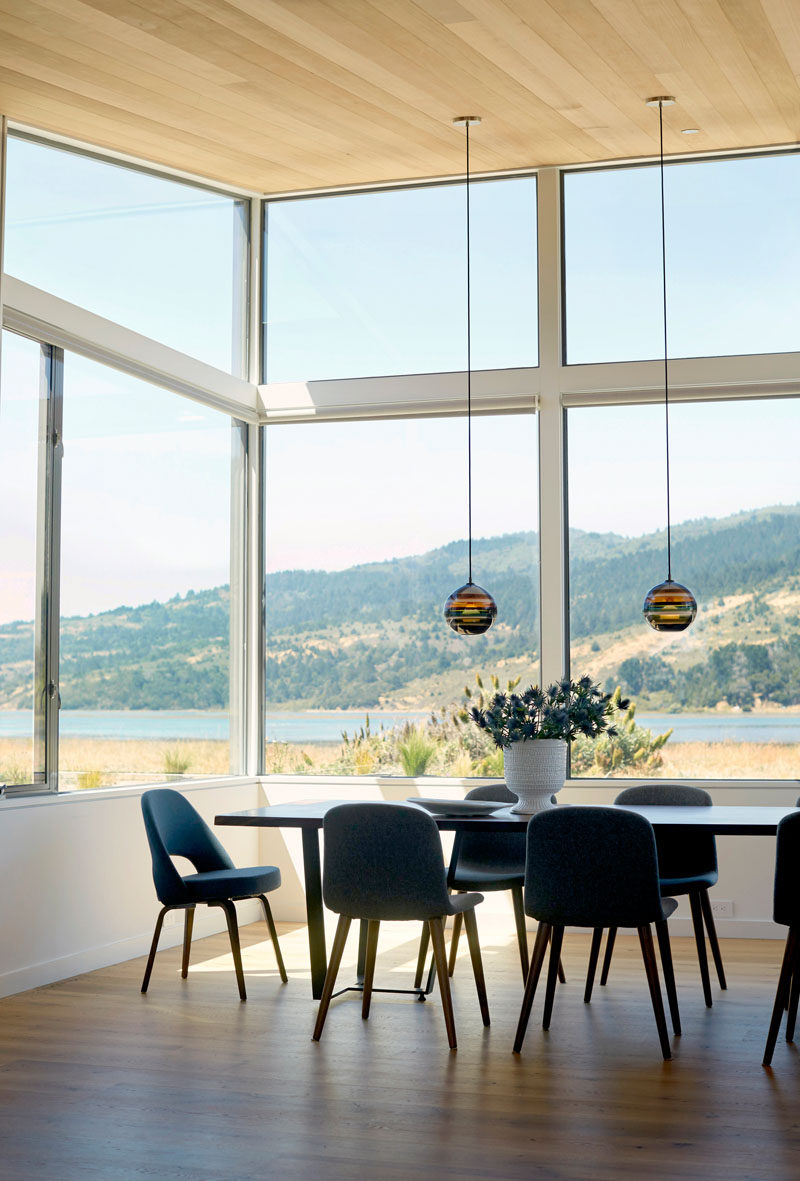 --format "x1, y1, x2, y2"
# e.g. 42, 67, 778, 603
469, 675, 628, 749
